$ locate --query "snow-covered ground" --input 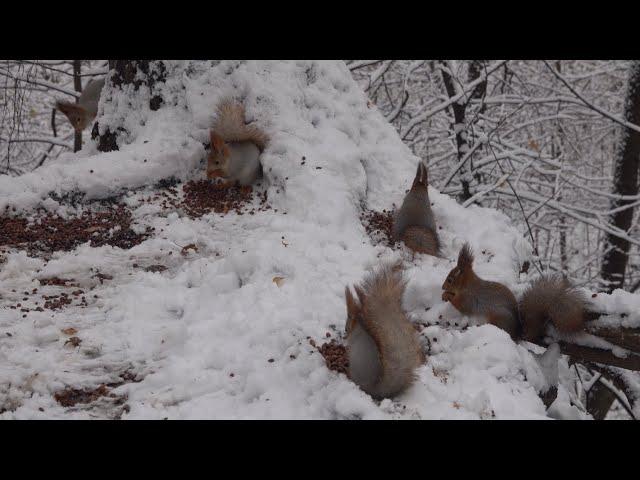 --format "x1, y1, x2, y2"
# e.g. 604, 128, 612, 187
1, 60, 638, 419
